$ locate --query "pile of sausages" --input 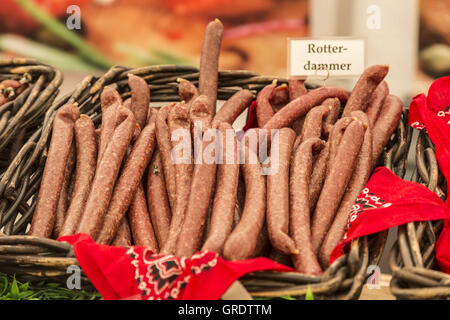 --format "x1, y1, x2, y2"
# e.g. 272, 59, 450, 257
29, 20, 403, 276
